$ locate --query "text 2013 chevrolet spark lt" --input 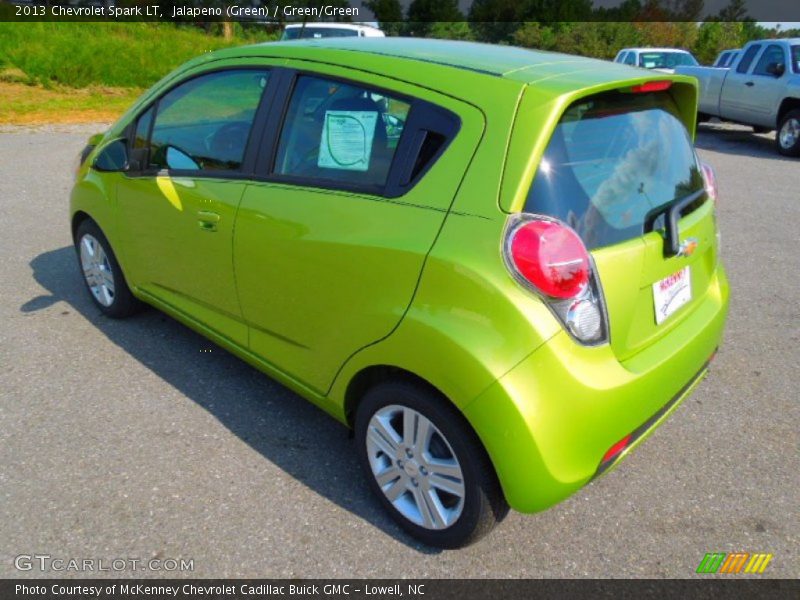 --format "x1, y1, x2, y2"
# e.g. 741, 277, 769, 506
70, 39, 729, 548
